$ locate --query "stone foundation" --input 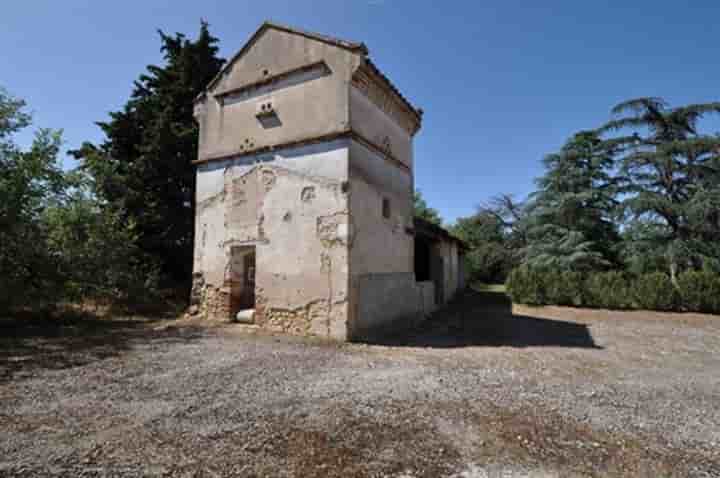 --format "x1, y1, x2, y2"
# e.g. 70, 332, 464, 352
190, 273, 233, 320
255, 297, 347, 338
